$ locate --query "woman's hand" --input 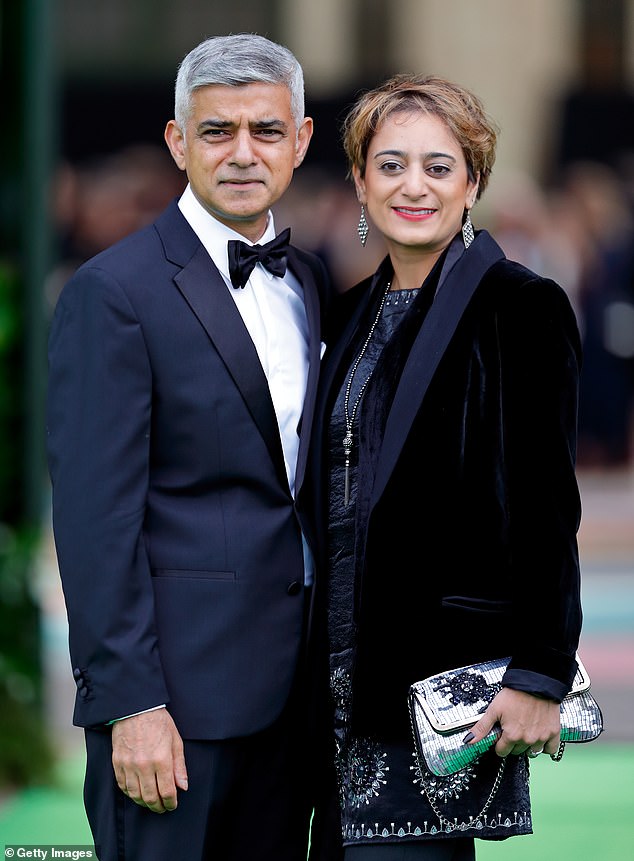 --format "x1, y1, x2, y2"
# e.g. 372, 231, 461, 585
464, 687, 561, 758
